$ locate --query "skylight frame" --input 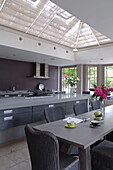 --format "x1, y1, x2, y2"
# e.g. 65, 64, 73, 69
0, 0, 113, 50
